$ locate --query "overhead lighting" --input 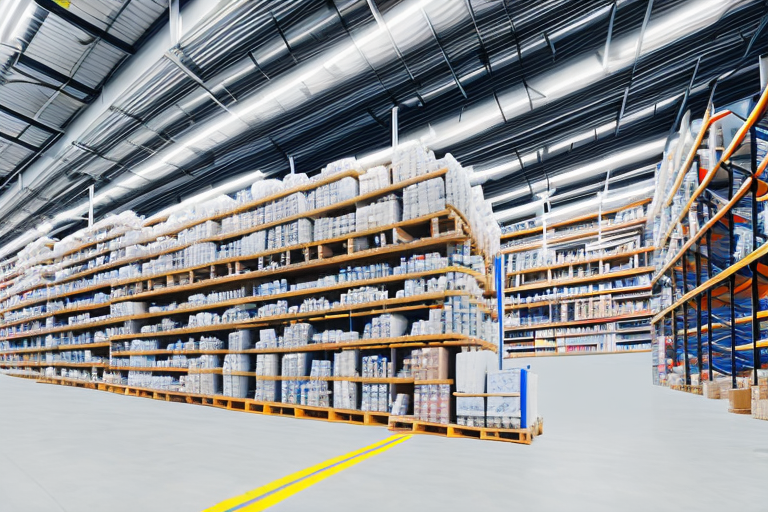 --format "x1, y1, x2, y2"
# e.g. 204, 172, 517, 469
357, 147, 393, 169
35, 221, 52, 234
0, 0, 29, 44
550, 138, 665, 187
494, 200, 545, 224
